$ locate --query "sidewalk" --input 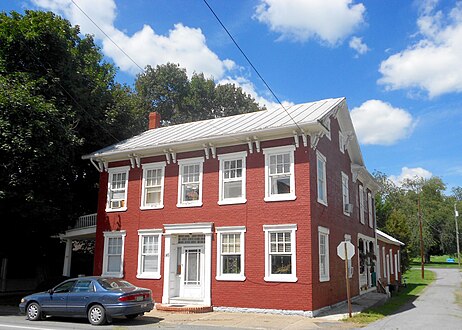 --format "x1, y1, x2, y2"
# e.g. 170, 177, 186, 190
146, 292, 388, 329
